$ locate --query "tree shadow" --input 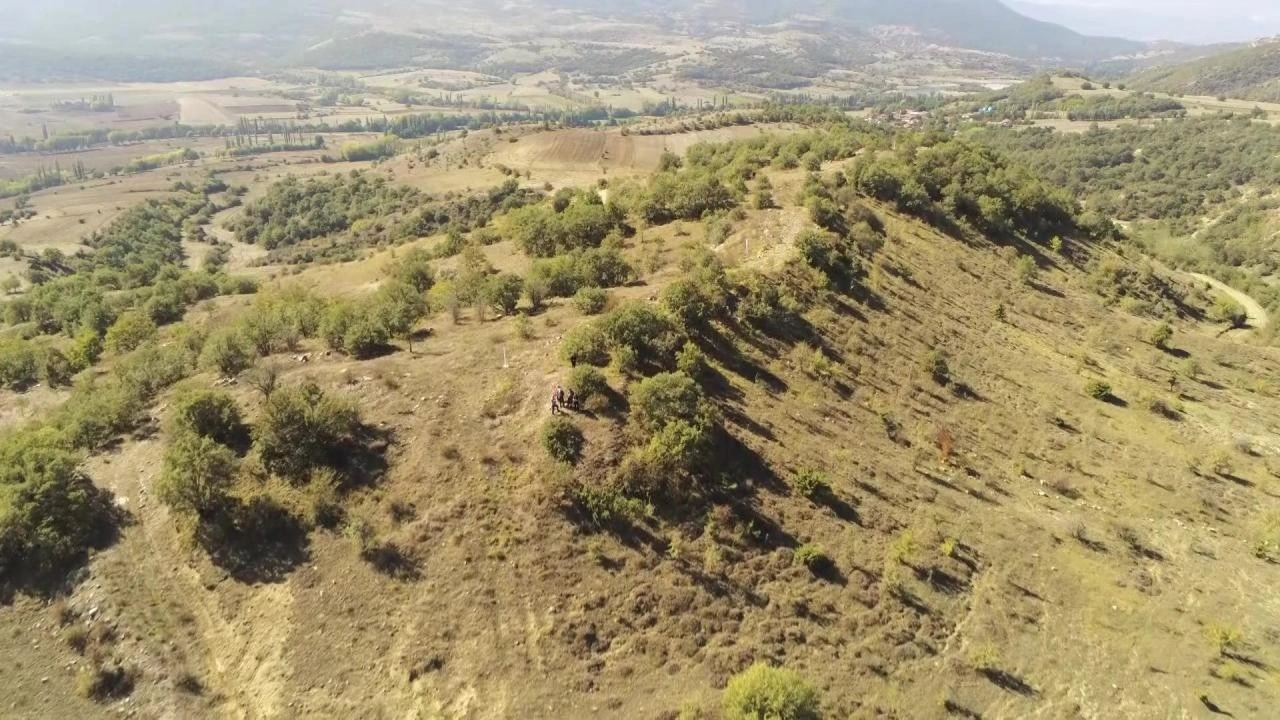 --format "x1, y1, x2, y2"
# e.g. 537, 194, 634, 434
915, 565, 968, 595
943, 699, 984, 719
979, 668, 1038, 696
1102, 393, 1128, 408
334, 424, 393, 491
197, 496, 310, 584
361, 542, 422, 581
0, 477, 128, 603
813, 487, 861, 525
